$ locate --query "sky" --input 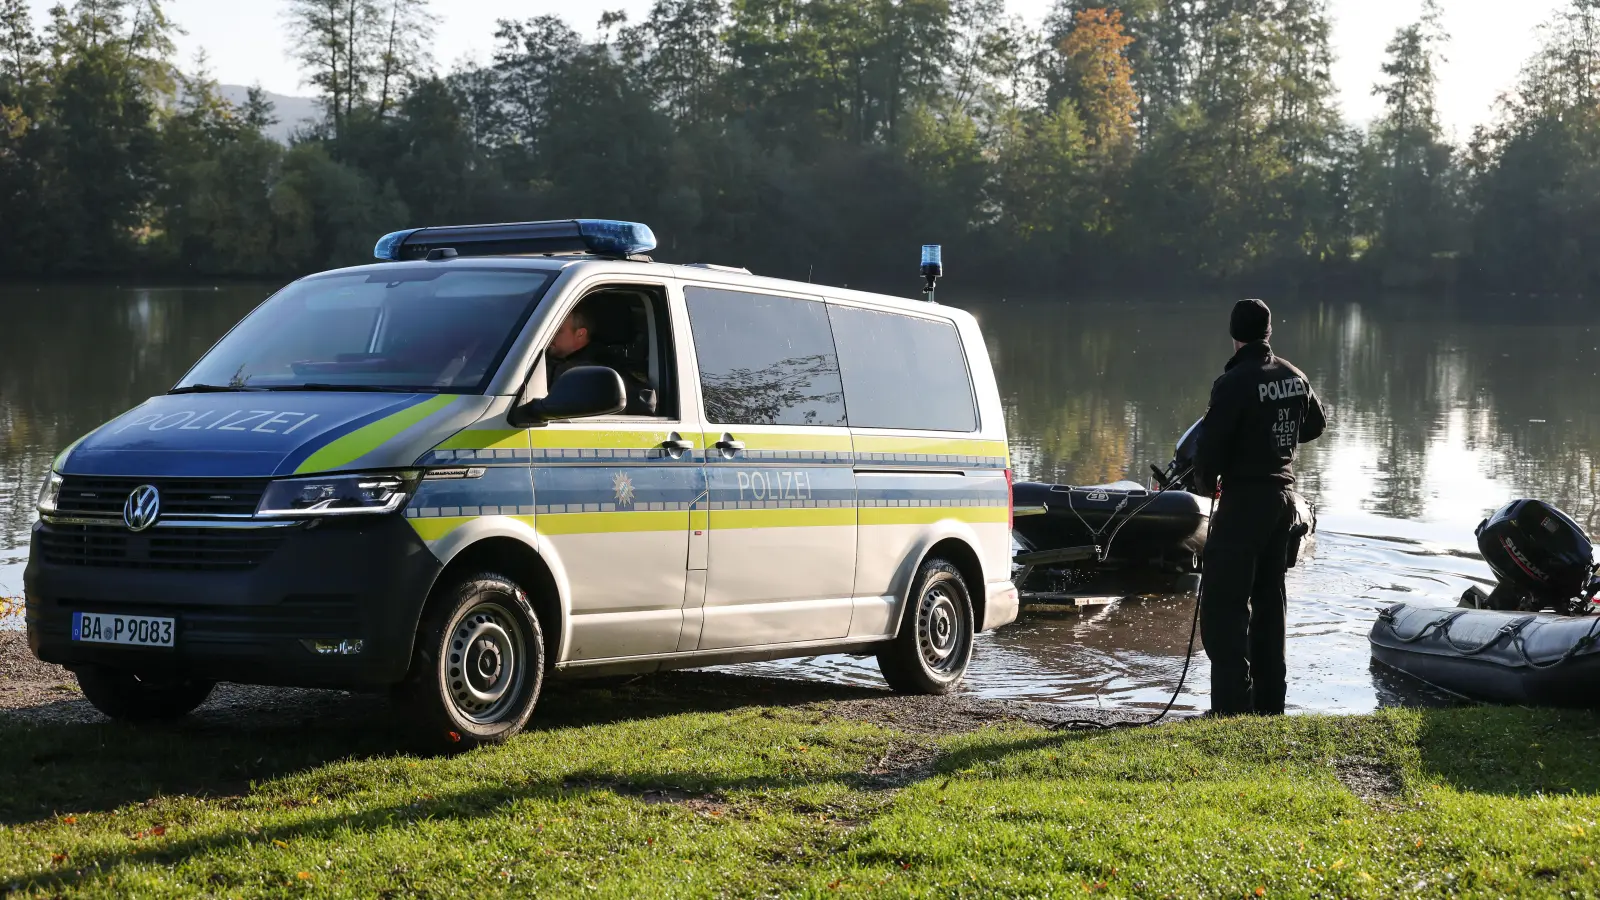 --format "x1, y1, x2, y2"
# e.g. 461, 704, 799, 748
28, 0, 1564, 137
